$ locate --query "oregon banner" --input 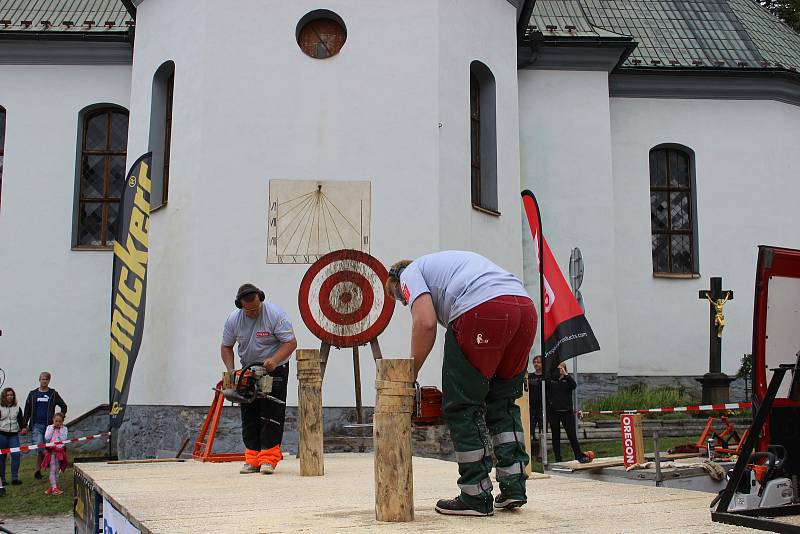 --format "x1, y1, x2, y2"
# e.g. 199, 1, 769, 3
521, 190, 600, 365
109, 153, 152, 428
